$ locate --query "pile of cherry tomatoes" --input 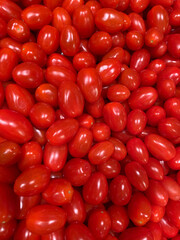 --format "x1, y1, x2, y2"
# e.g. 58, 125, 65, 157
0, 0, 180, 239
